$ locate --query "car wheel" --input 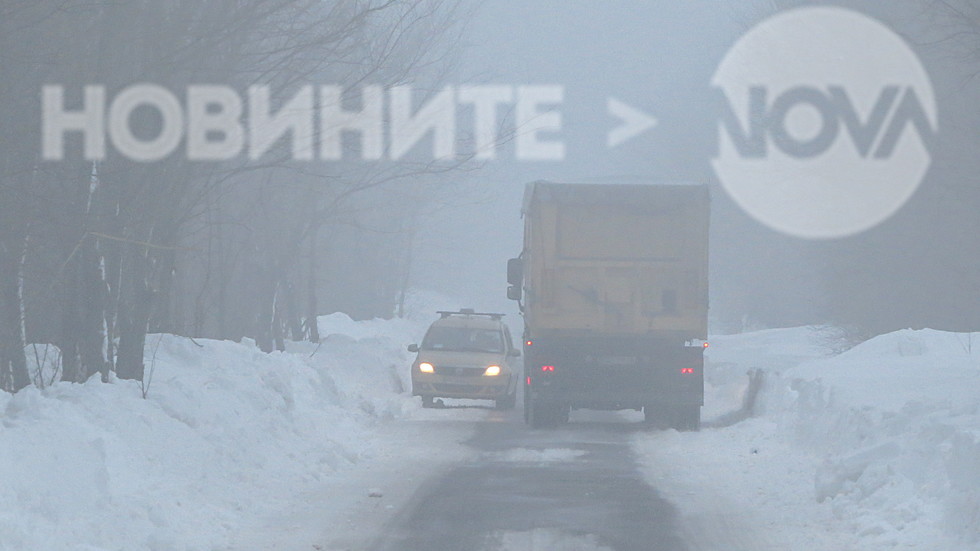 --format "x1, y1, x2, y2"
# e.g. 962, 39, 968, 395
421, 396, 435, 408
495, 391, 517, 410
